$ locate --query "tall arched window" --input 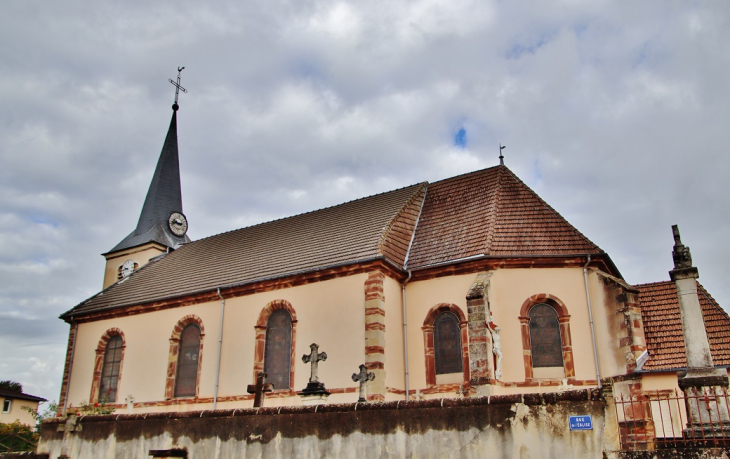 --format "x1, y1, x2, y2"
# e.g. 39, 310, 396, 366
264, 309, 293, 390
434, 312, 463, 375
174, 324, 201, 397
529, 304, 563, 368
253, 300, 297, 393
100, 335, 123, 402
91, 328, 125, 404
519, 294, 575, 380
422, 303, 469, 386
